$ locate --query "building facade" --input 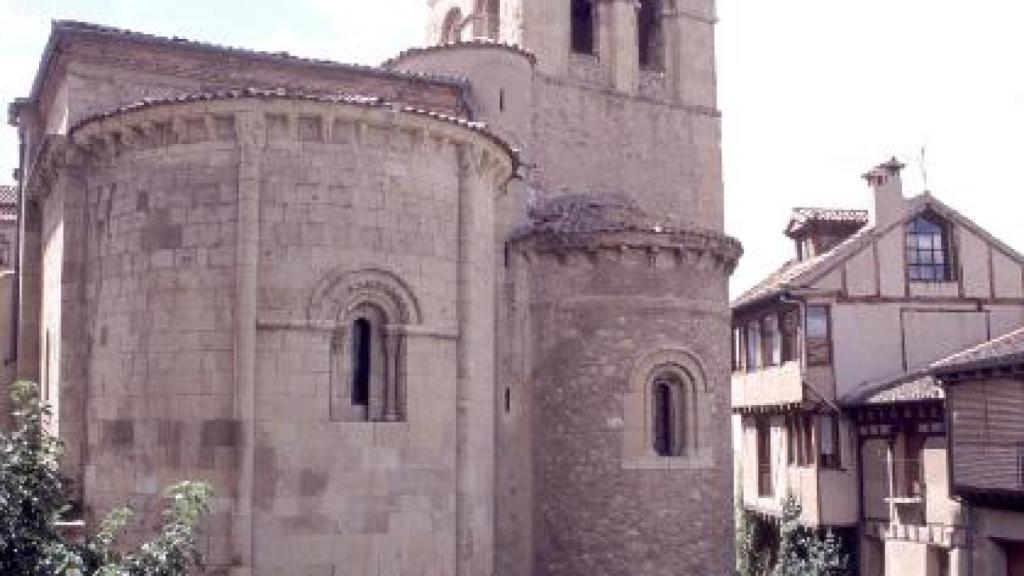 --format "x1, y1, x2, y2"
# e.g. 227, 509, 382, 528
6, 1, 739, 575
732, 159, 1024, 575
934, 329, 1024, 576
